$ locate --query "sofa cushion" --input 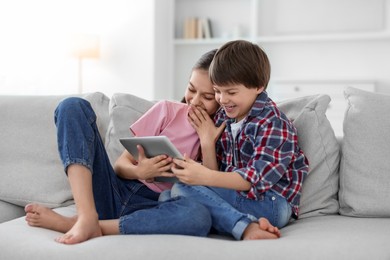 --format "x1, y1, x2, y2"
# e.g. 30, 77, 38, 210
0, 92, 109, 210
0, 200, 25, 223
105, 93, 154, 164
278, 94, 340, 219
339, 87, 390, 217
